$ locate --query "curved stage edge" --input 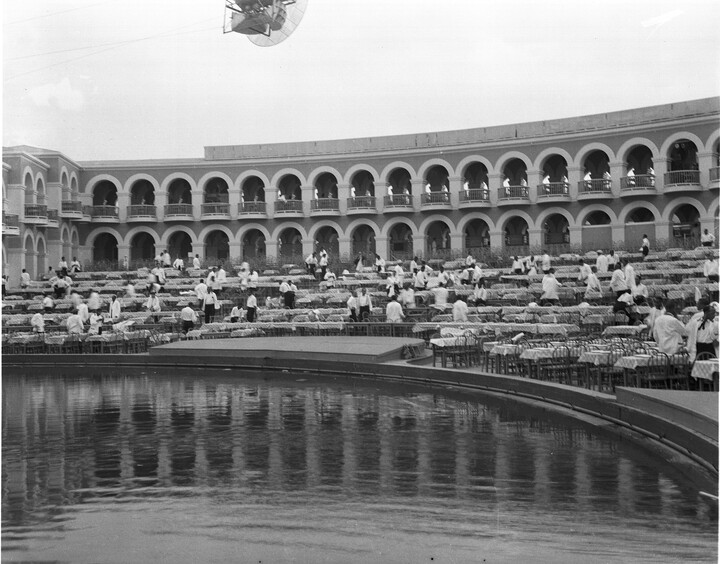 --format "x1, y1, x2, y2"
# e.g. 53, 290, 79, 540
3, 336, 717, 491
